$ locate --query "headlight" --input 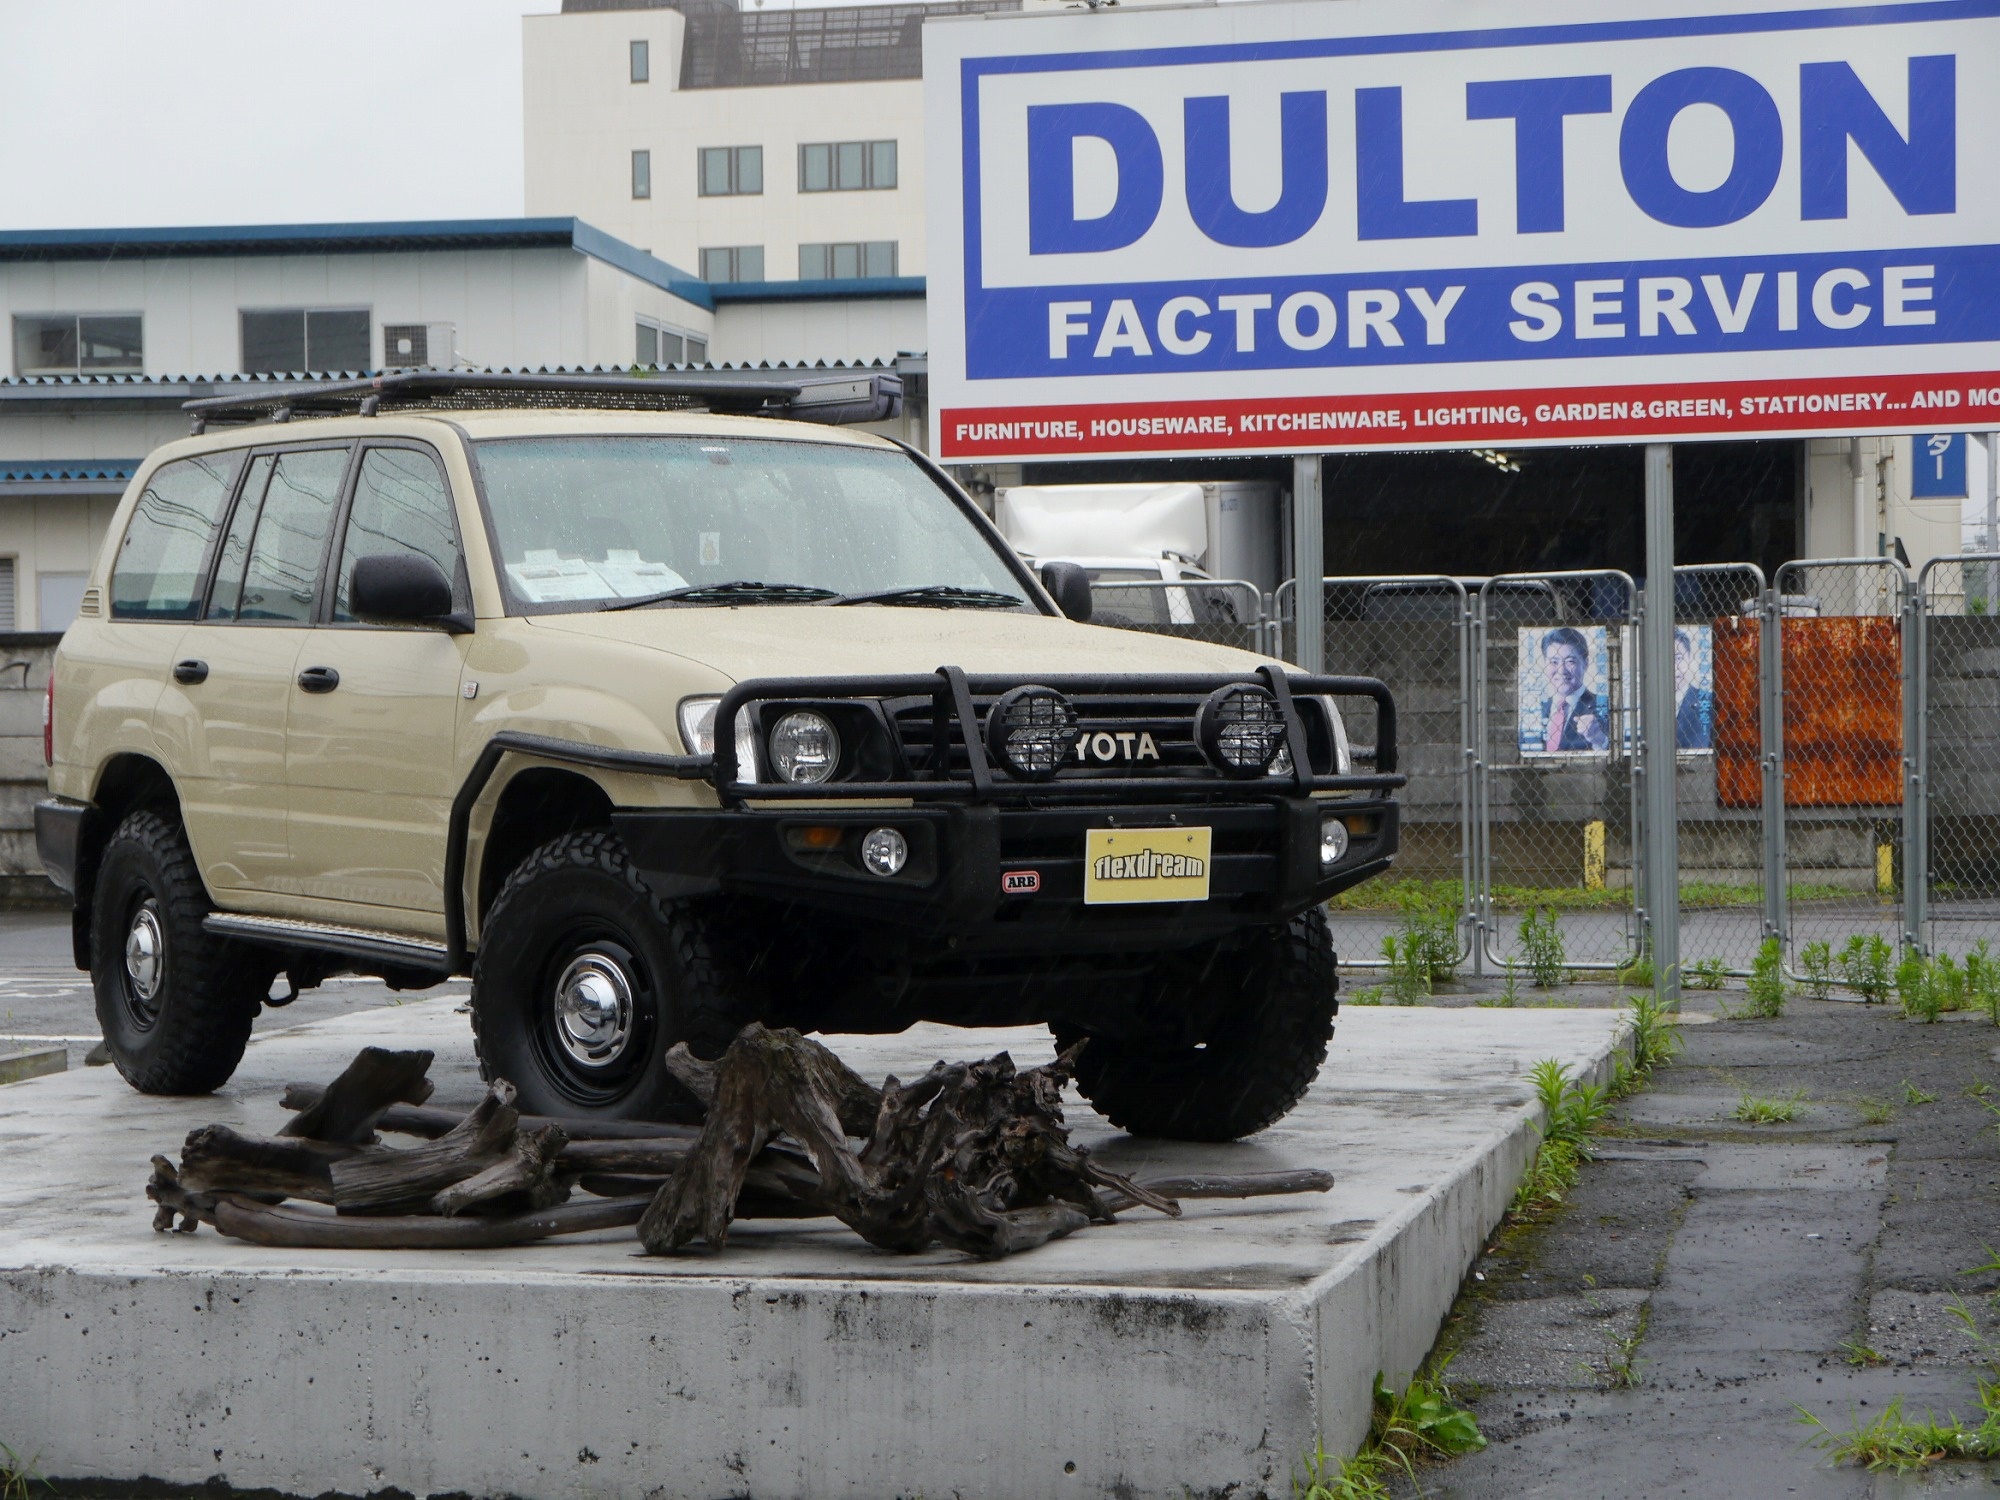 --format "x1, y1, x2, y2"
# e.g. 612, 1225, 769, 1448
677, 697, 760, 782
769, 710, 841, 784
986, 685, 1080, 780
1320, 814, 1349, 866
1197, 684, 1287, 776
